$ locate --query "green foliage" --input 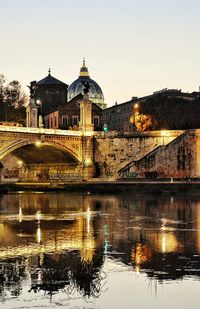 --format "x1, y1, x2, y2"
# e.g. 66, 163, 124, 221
0, 74, 28, 125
